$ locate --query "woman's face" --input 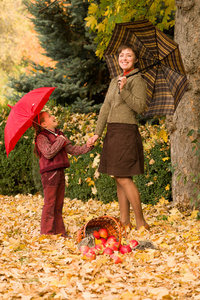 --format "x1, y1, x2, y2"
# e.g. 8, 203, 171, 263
118, 48, 137, 72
